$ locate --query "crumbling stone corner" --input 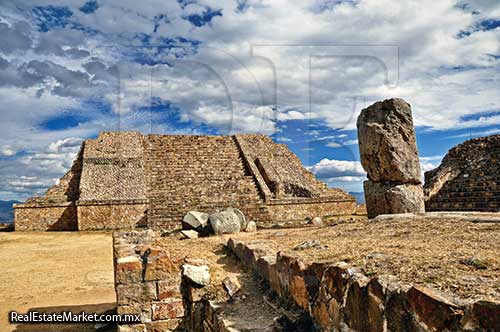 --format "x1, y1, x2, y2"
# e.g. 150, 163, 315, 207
113, 230, 184, 332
